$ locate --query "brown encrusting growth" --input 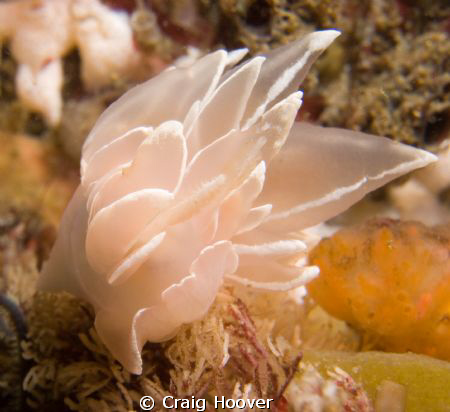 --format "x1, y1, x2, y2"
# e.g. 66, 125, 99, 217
209, 0, 345, 52
205, 0, 450, 148
319, 29, 450, 149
